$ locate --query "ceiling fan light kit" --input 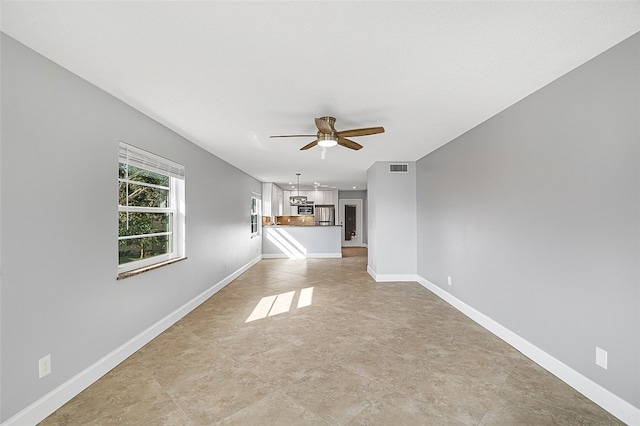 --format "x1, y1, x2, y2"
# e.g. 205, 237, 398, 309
270, 116, 384, 151
317, 133, 338, 148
